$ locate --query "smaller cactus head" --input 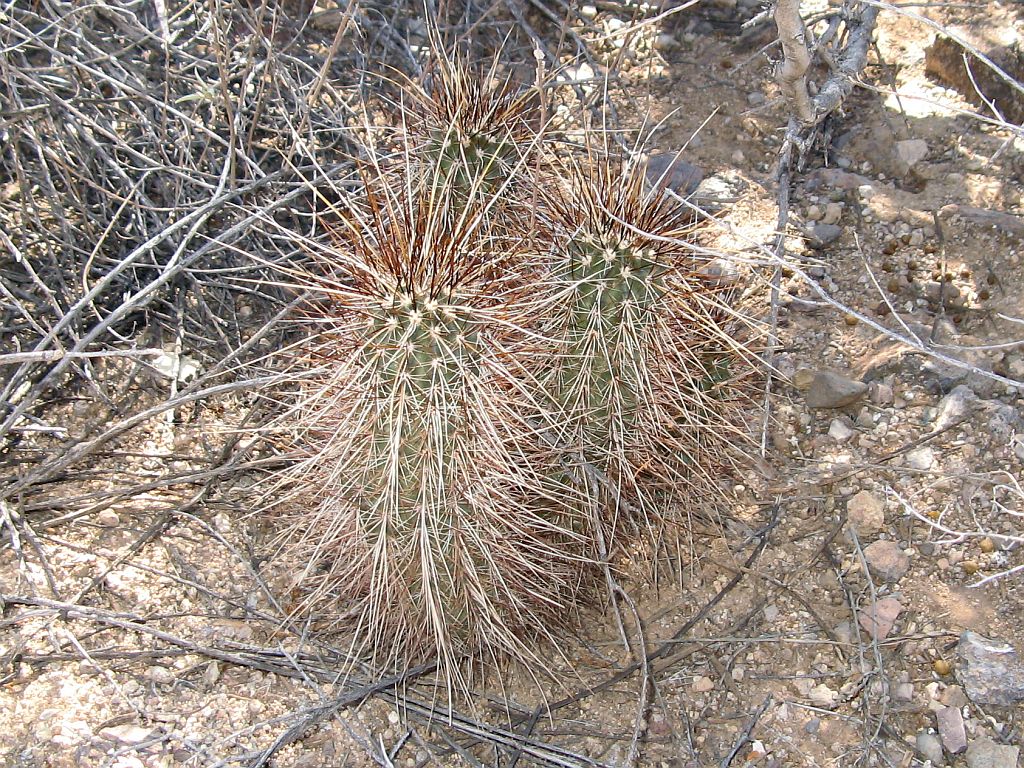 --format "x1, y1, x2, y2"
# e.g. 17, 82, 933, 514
404, 51, 541, 198
537, 151, 752, 557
